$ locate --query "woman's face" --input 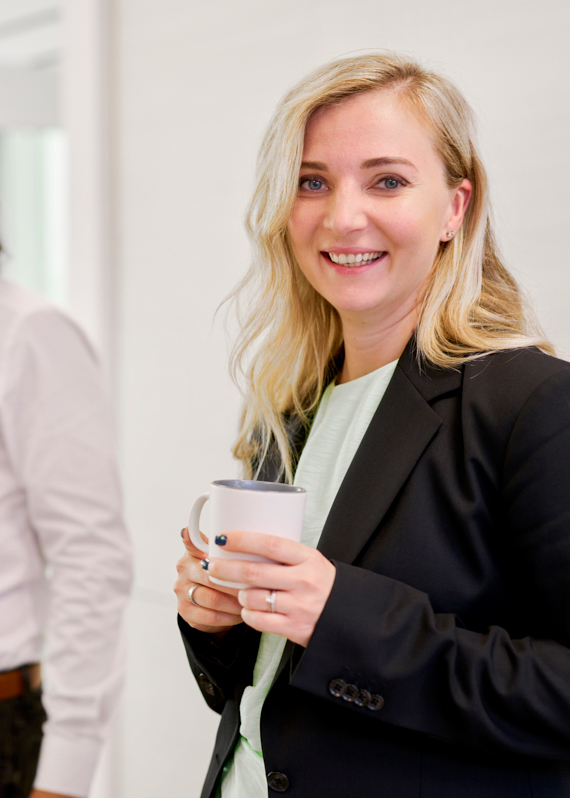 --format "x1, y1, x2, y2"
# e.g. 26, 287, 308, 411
287, 89, 472, 331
